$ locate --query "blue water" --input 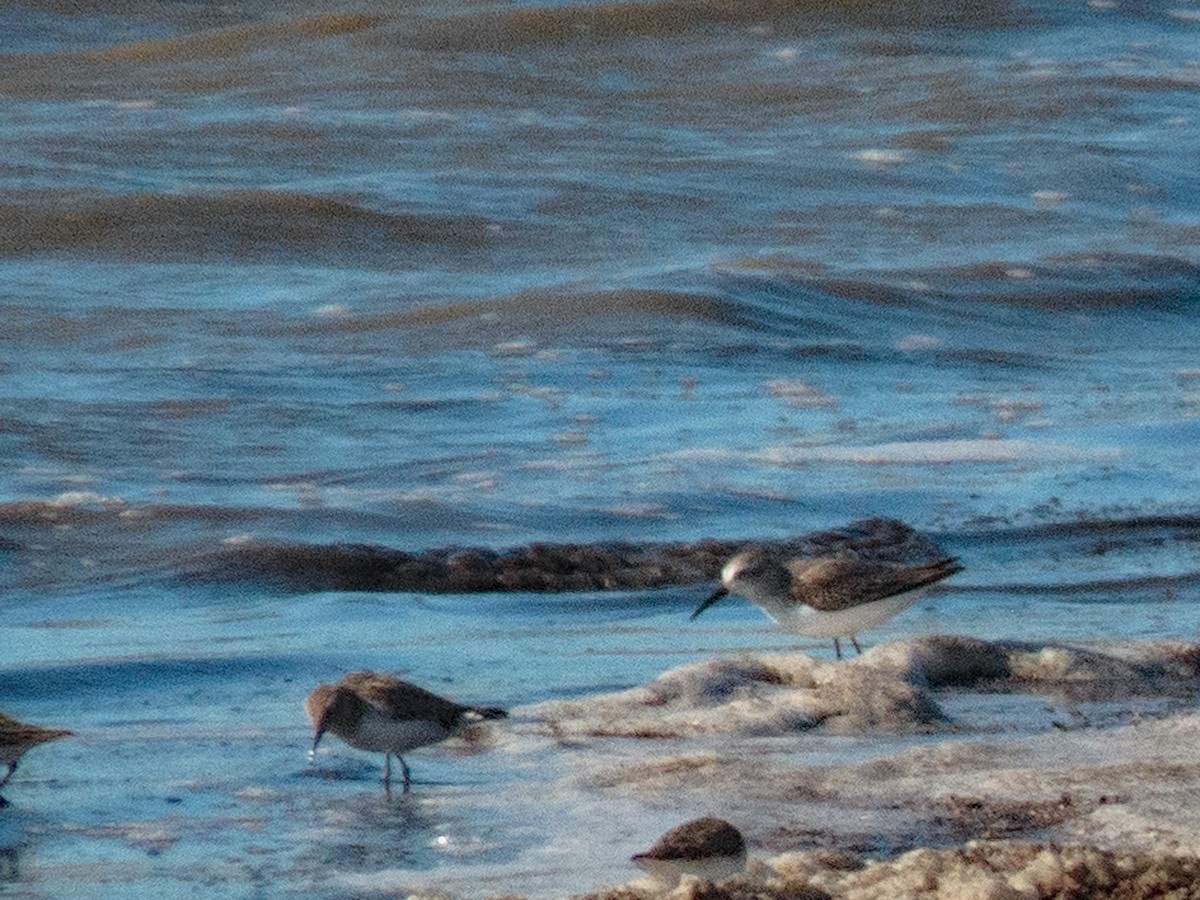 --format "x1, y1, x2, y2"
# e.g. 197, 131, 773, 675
2, 0, 1200, 894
